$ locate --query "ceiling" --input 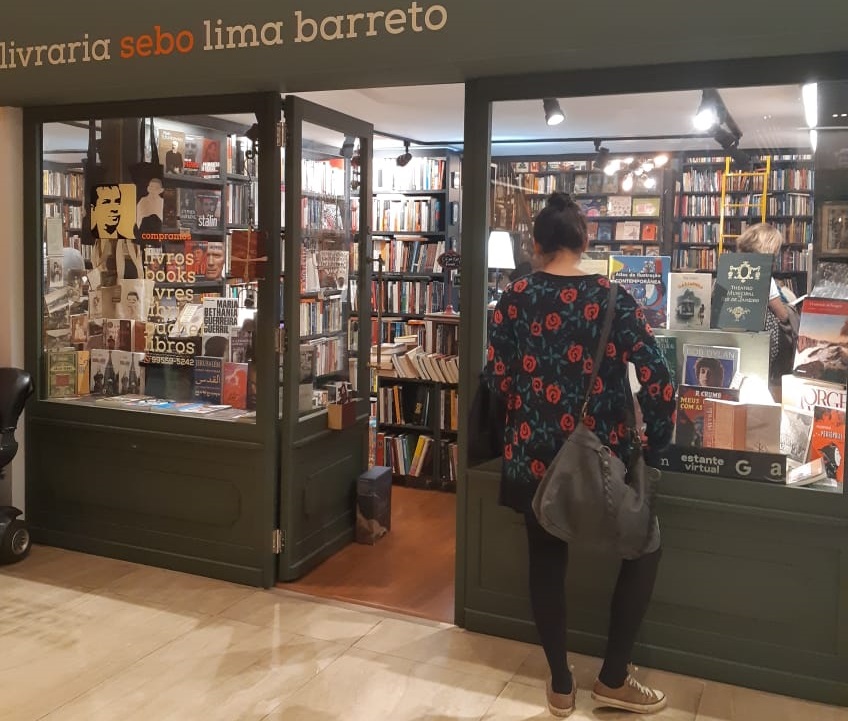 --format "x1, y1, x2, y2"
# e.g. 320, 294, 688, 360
43, 83, 814, 161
